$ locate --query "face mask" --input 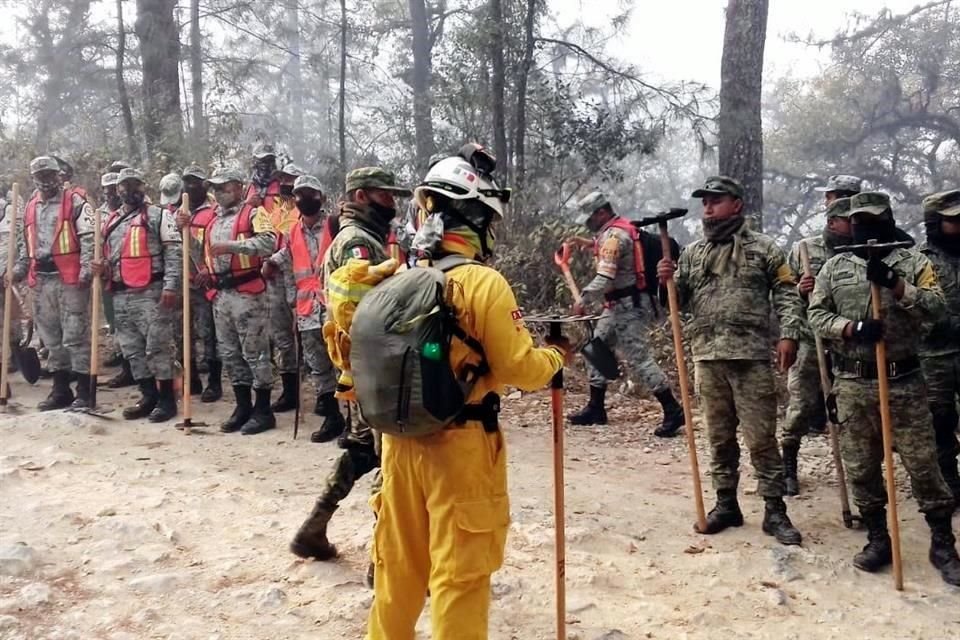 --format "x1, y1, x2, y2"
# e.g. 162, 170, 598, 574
851, 217, 897, 258
369, 201, 397, 225
280, 184, 294, 197
585, 212, 606, 233
702, 215, 744, 242
253, 162, 274, 186
34, 176, 60, 199
215, 191, 239, 210
822, 228, 852, 251
123, 190, 145, 208
297, 197, 323, 217
185, 186, 208, 207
